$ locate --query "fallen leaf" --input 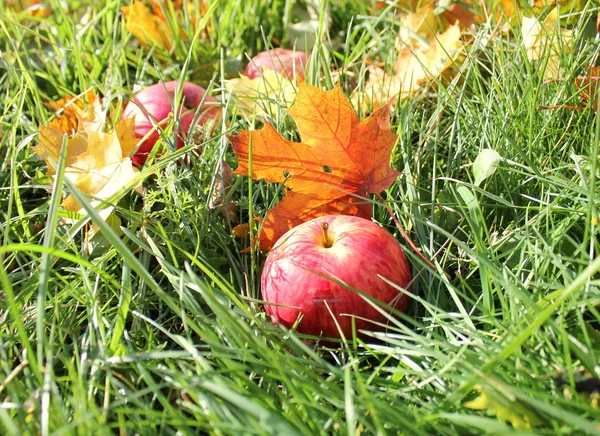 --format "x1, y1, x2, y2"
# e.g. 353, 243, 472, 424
493, 0, 518, 21
121, 0, 208, 51
209, 160, 237, 223
575, 66, 600, 111
522, 8, 574, 79
33, 117, 142, 212
232, 216, 263, 240
439, 0, 518, 28
397, 1, 437, 42
531, 0, 587, 17
225, 69, 298, 118
473, 148, 502, 186
351, 66, 402, 113
396, 22, 463, 90
465, 385, 543, 429
353, 1, 464, 112
440, 1, 478, 30
229, 80, 400, 250
6, 0, 51, 17
44, 91, 99, 134
232, 223, 251, 239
